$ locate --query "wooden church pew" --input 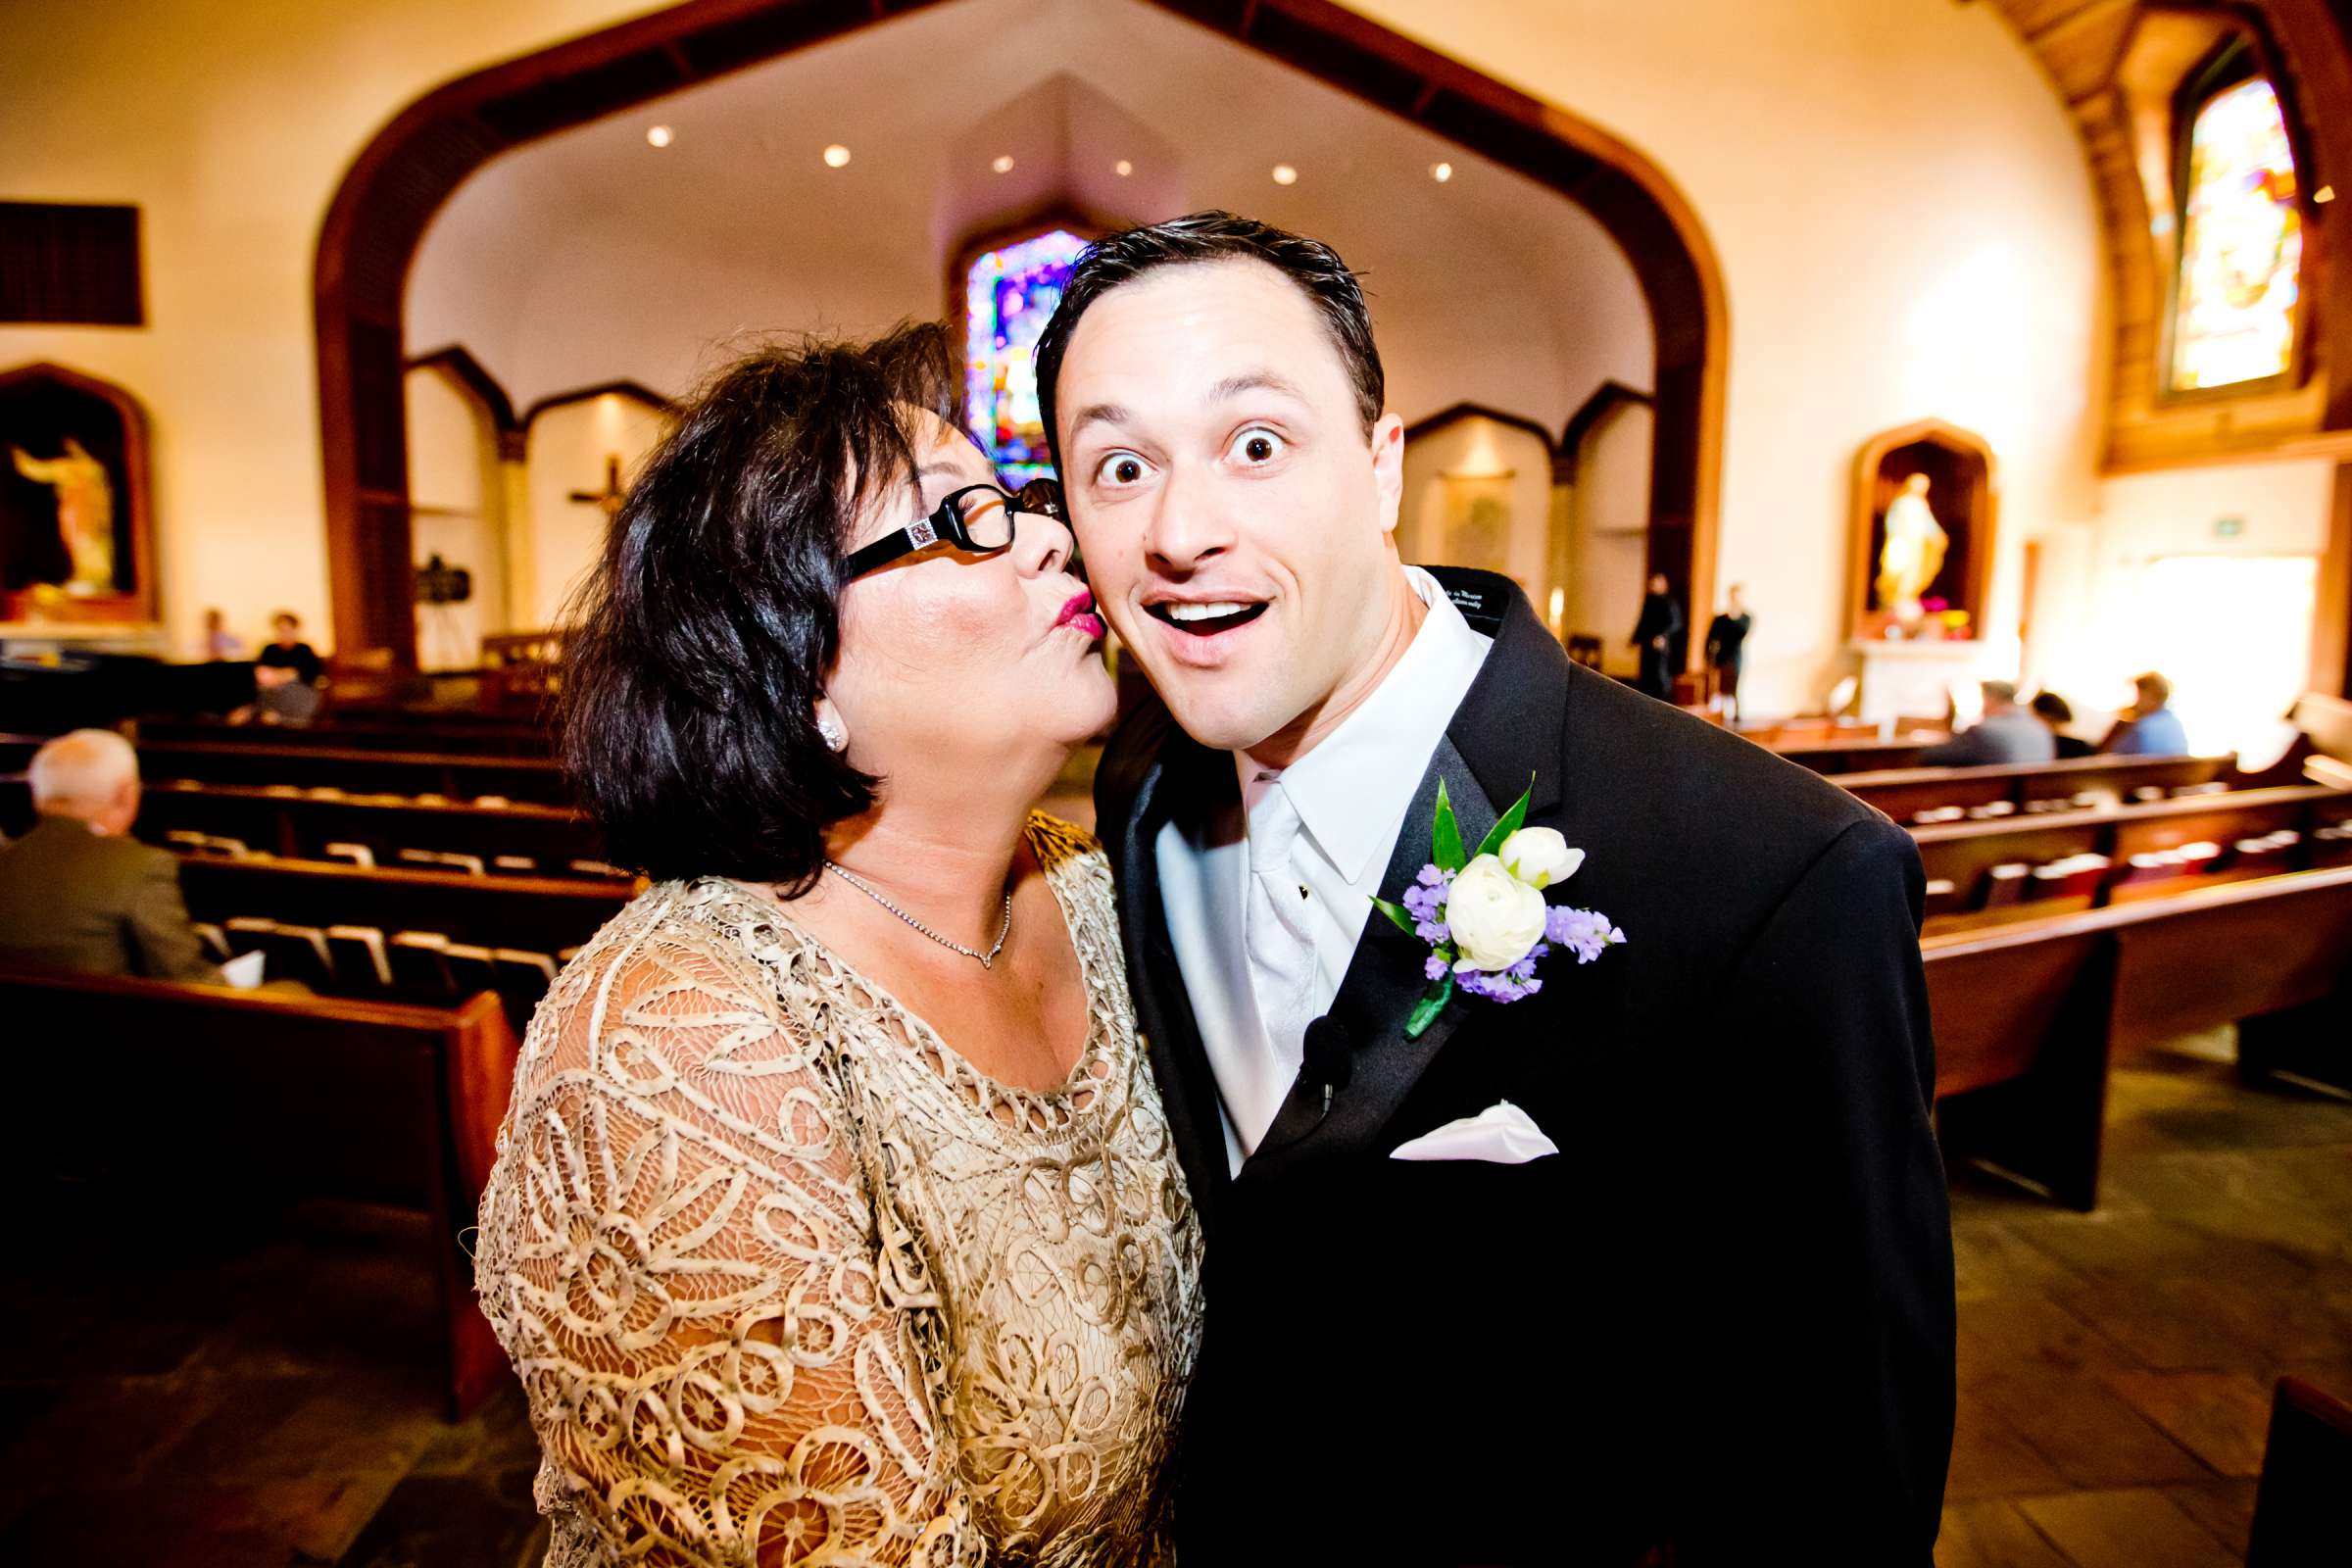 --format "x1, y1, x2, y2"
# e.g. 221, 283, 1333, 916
1766, 735, 1938, 774
134, 739, 571, 805
176, 855, 629, 951
0, 968, 520, 1420
174, 855, 632, 1023
1835, 751, 2236, 822
128, 781, 612, 875
1913, 784, 2352, 932
2248, 1377, 2352, 1567
135, 714, 554, 759
1926, 863, 2352, 1209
